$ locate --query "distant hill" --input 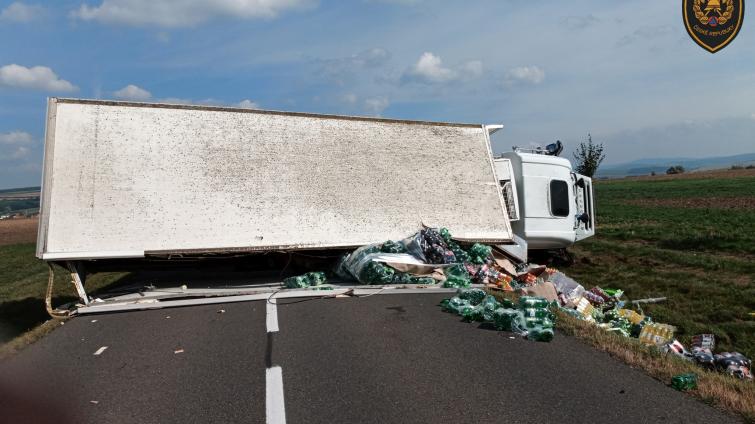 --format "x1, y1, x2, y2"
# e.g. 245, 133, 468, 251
597, 152, 755, 178
0, 186, 41, 214
0, 186, 40, 194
